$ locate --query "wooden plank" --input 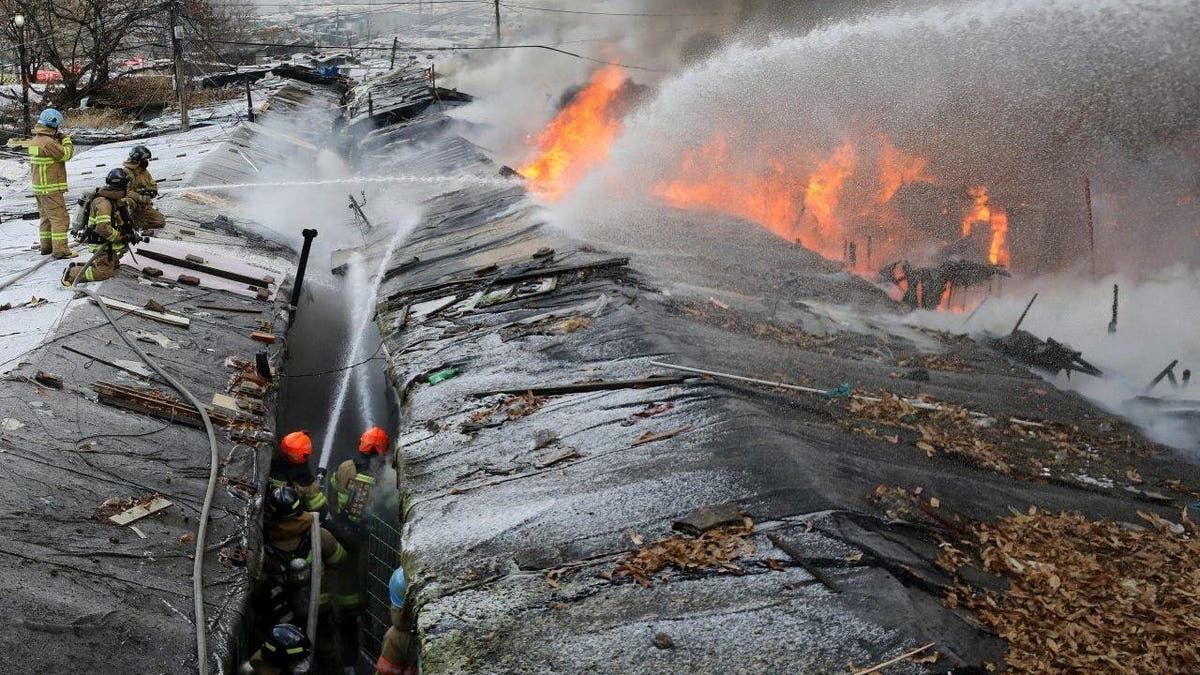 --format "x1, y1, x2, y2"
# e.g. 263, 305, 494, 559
472, 375, 686, 398
109, 497, 173, 525
92, 296, 190, 328
136, 248, 271, 288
